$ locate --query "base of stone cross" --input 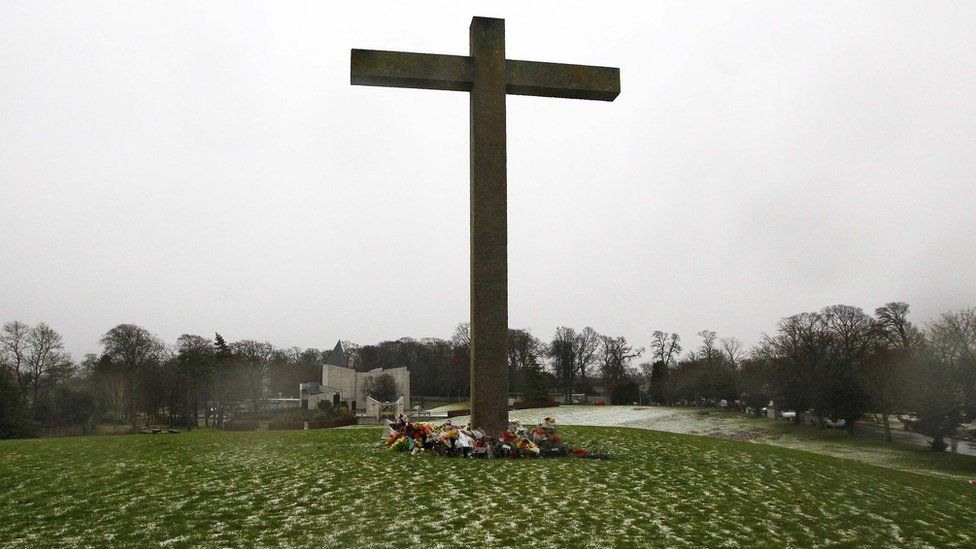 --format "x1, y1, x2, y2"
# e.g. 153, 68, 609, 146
468, 397, 508, 438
